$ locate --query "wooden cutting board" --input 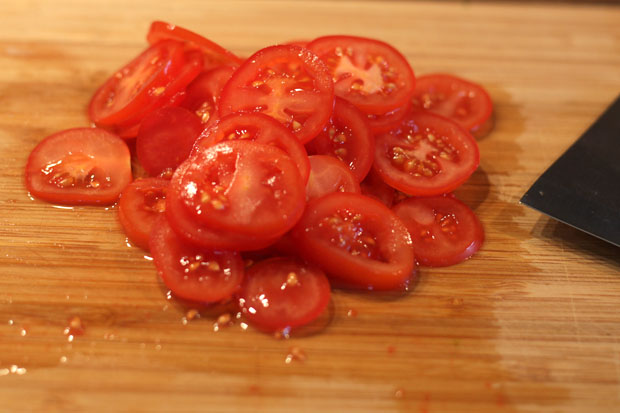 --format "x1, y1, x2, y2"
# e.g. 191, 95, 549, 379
1, 1, 619, 411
